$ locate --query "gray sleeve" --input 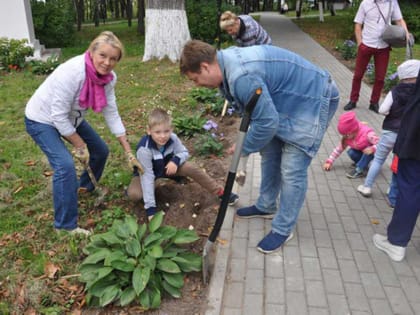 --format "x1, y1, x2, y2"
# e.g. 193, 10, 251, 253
171, 134, 189, 164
